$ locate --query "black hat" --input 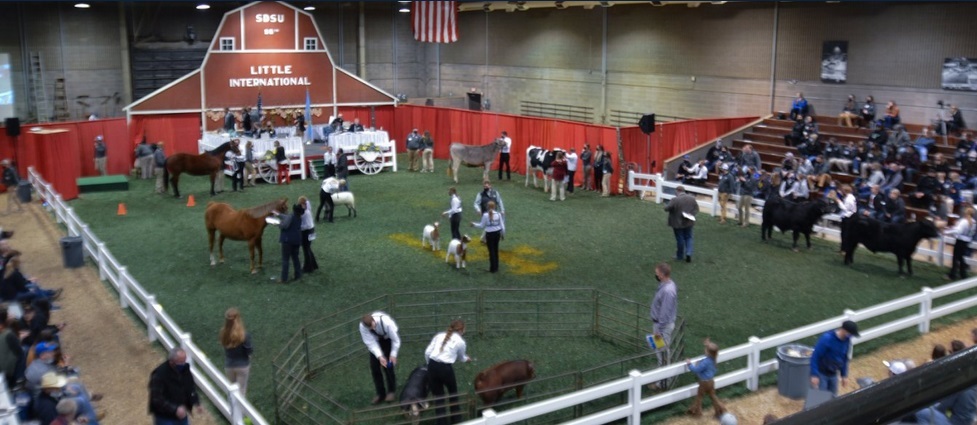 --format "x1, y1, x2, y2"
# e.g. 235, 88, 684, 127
842, 320, 860, 337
